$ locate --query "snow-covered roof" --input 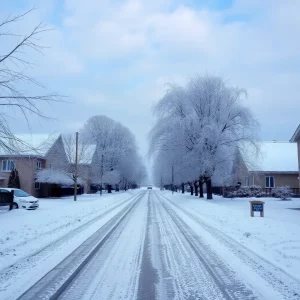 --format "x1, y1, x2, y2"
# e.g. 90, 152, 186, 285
0, 133, 60, 157
244, 141, 298, 173
36, 169, 84, 185
290, 124, 300, 142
